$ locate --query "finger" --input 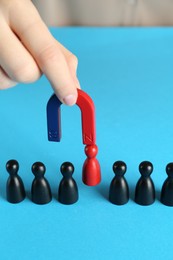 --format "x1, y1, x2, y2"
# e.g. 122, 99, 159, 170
0, 66, 17, 89
10, 1, 78, 105
56, 41, 81, 89
0, 20, 41, 83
